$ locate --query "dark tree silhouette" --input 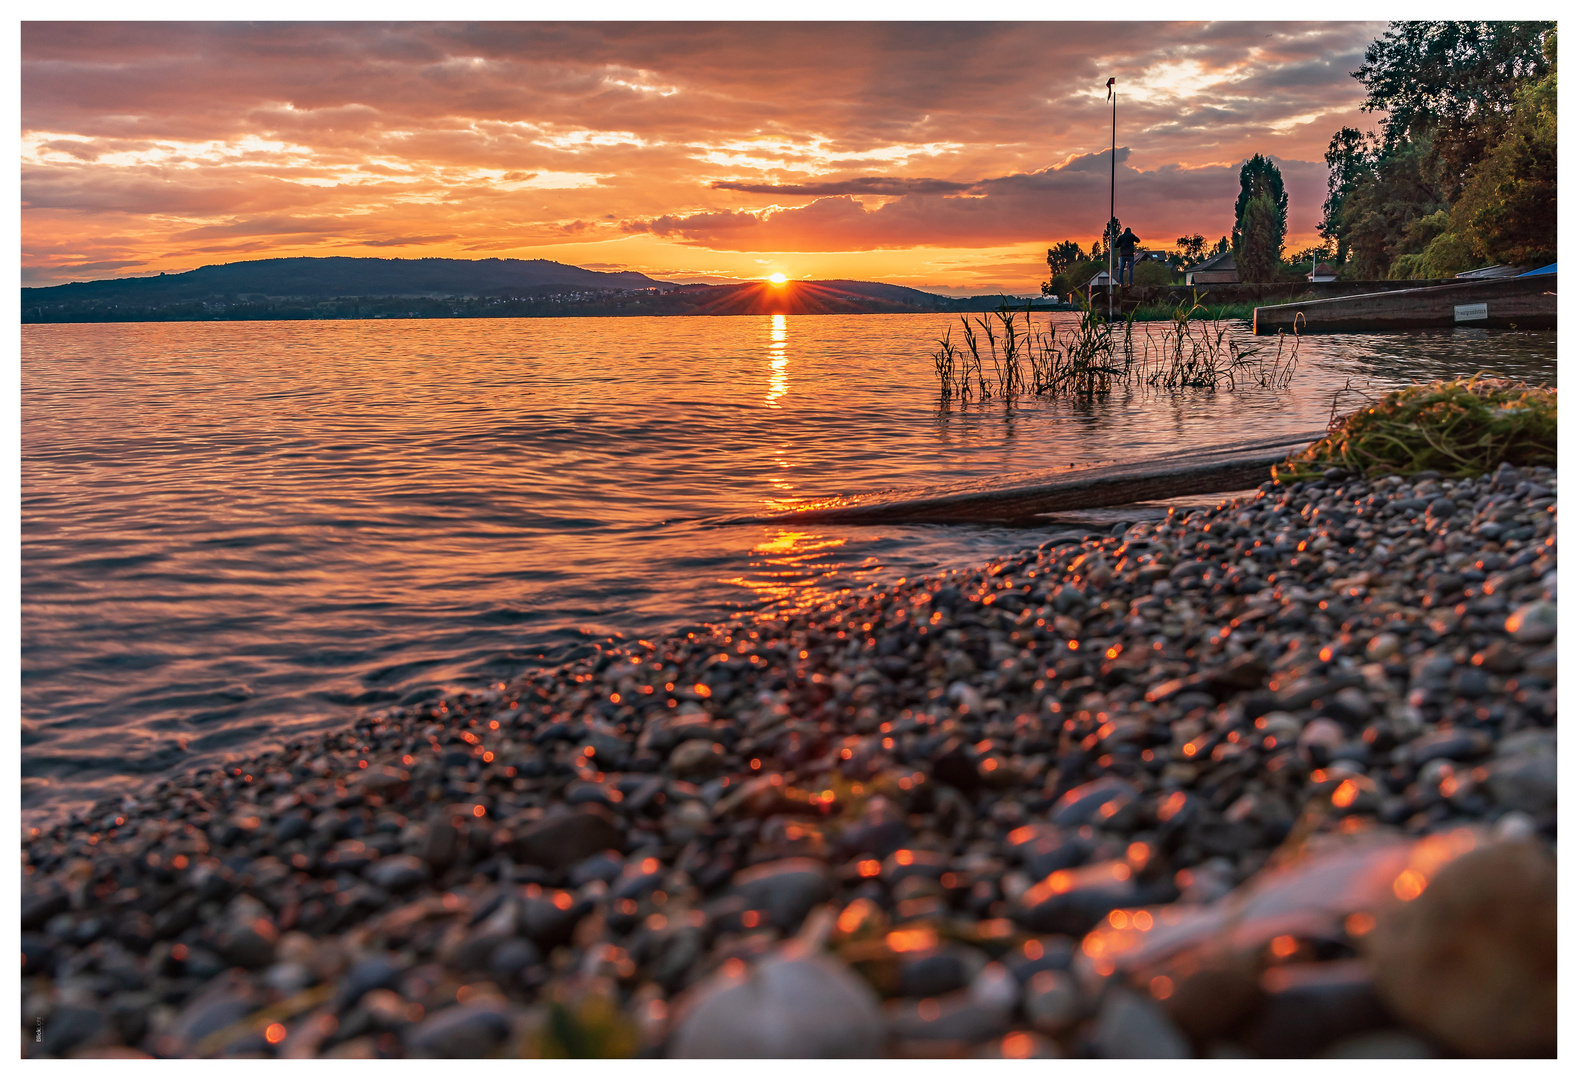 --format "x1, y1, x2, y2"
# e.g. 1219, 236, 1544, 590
1231, 155, 1288, 260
